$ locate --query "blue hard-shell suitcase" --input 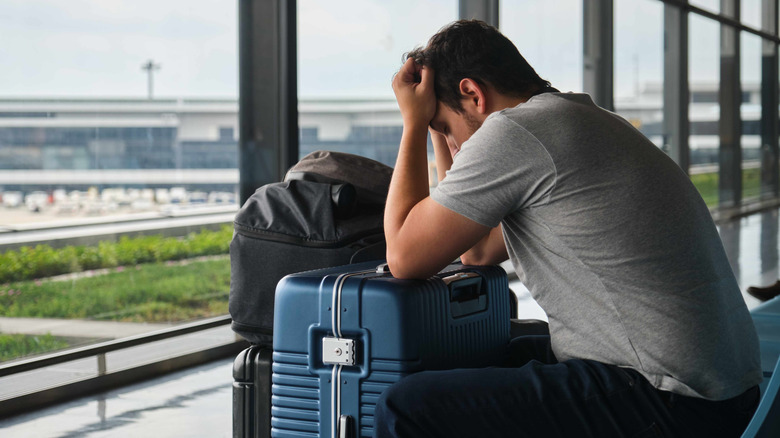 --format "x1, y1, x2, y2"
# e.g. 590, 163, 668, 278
271, 261, 512, 438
